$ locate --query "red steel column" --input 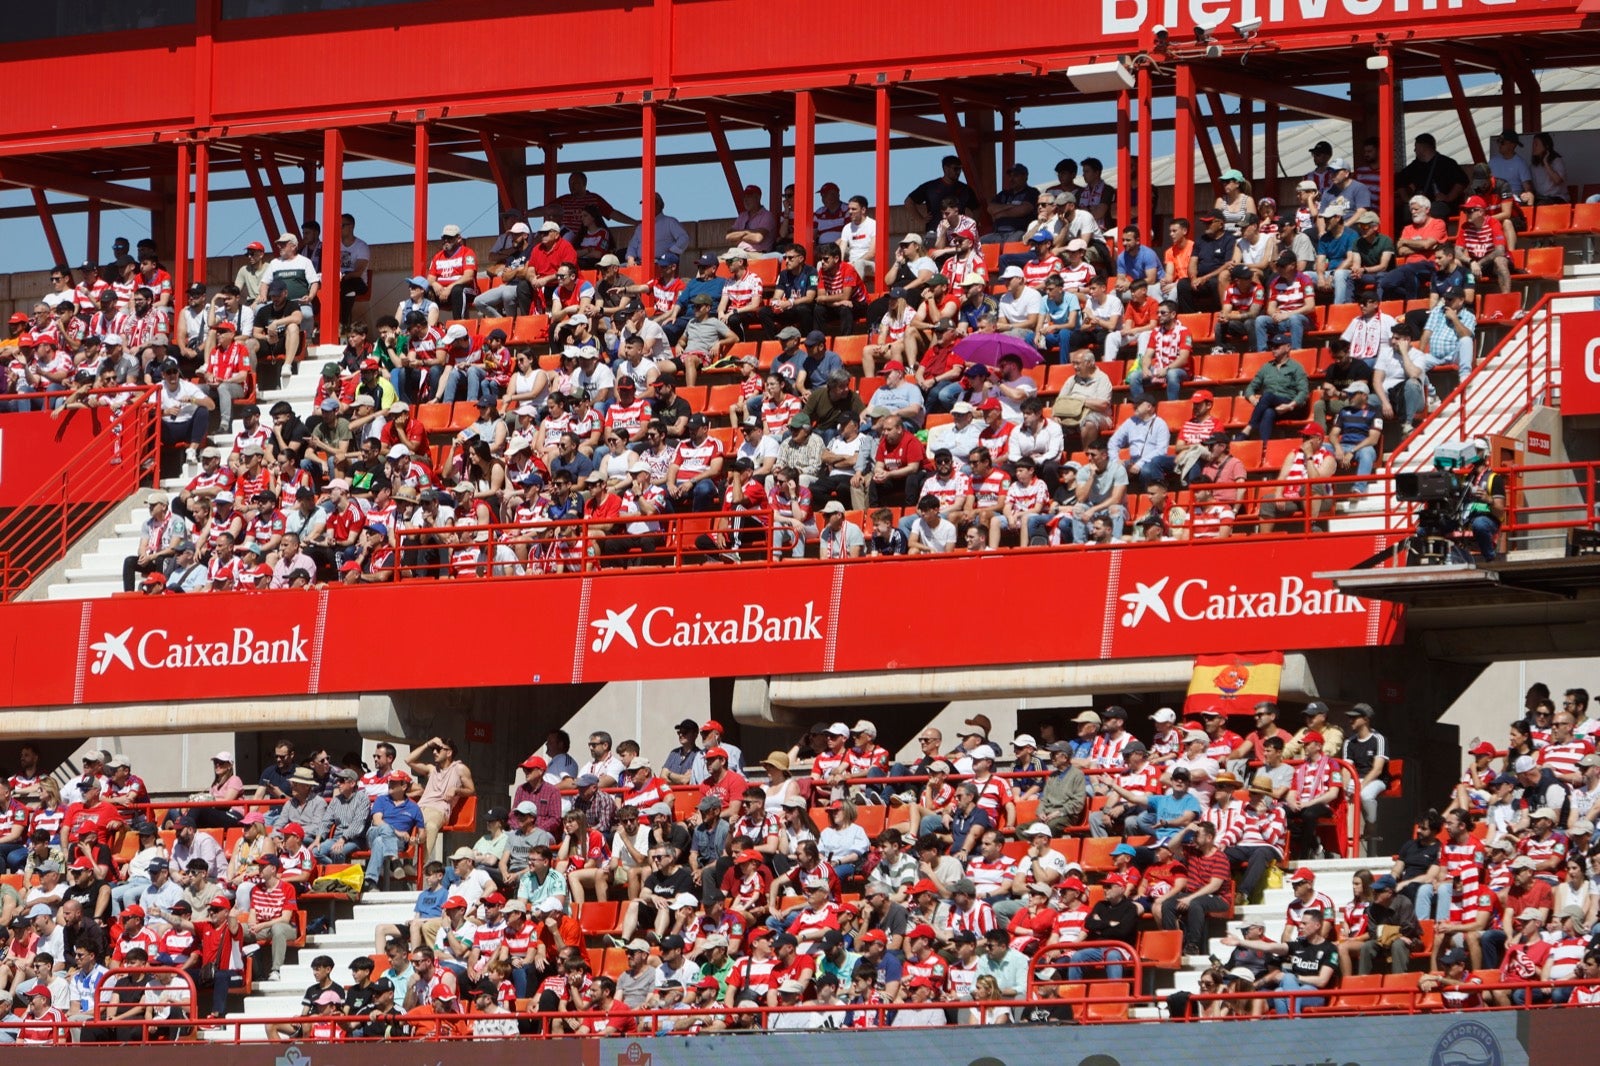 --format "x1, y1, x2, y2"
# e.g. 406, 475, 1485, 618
173, 142, 190, 303
193, 141, 210, 288
1378, 51, 1396, 233
1264, 103, 1280, 205
641, 102, 657, 269
1116, 88, 1132, 238
86, 199, 101, 266
412, 123, 429, 277
768, 126, 784, 217
321, 128, 345, 343
1173, 66, 1196, 224
1136, 64, 1153, 237
874, 85, 890, 296
793, 90, 815, 253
